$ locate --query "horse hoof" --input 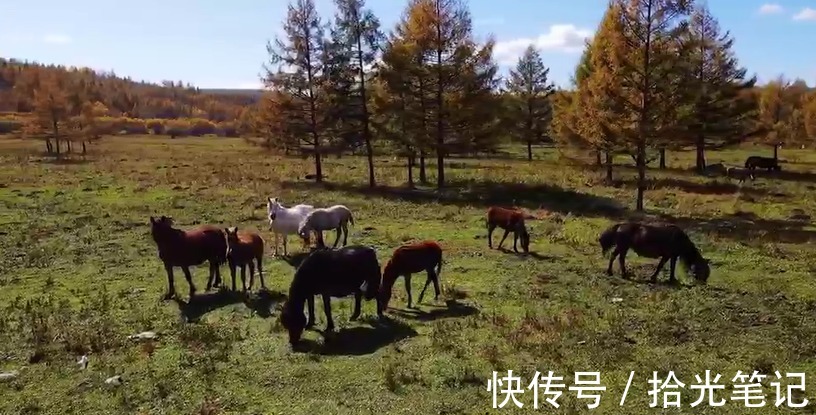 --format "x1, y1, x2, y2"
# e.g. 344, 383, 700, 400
162, 292, 175, 301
